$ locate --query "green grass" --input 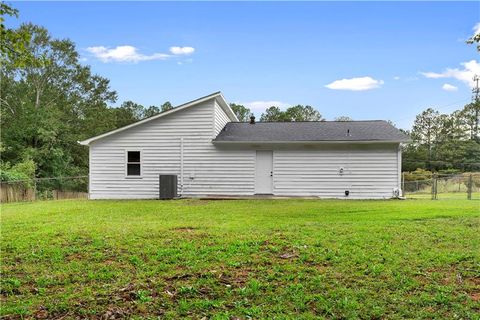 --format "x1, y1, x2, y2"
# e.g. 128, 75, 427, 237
1, 199, 479, 319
